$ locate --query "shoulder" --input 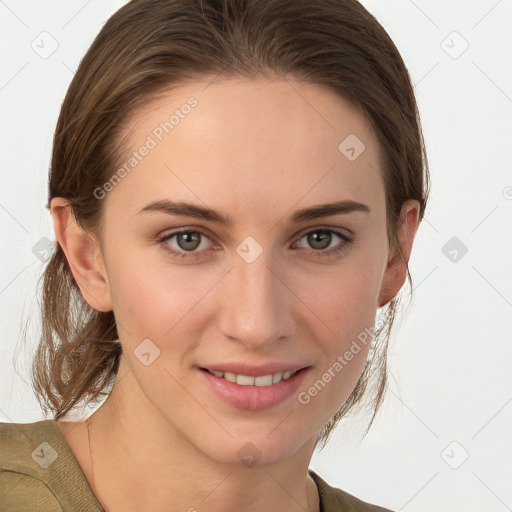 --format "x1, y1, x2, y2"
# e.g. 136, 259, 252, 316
309, 469, 395, 512
0, 420, 62, 477
0, 420, 103, 512
0, 420, 64, 511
